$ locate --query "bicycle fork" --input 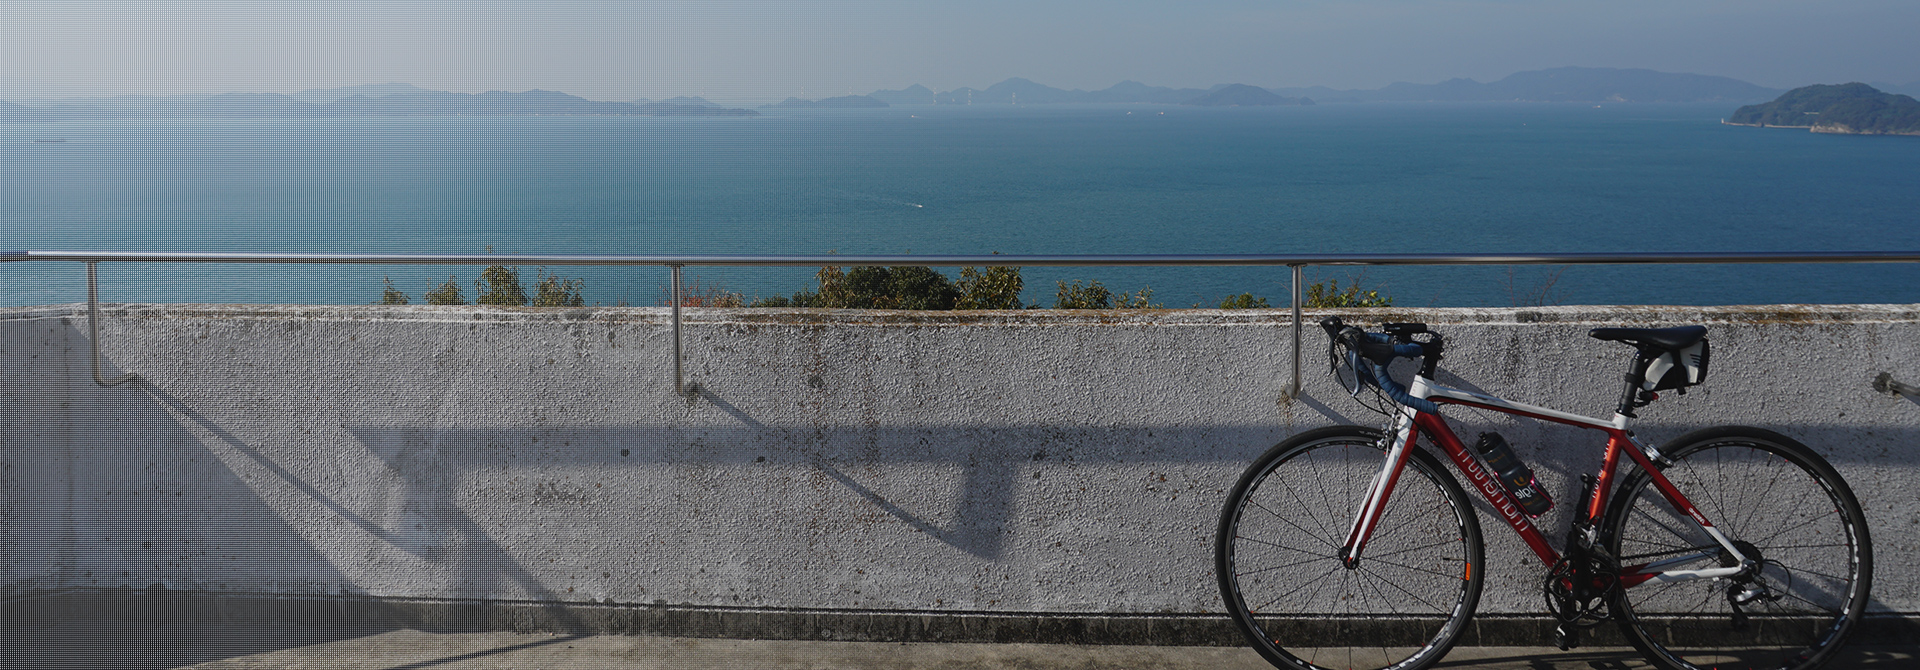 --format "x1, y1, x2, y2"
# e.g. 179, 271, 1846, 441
1338, 409, 1420, 569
